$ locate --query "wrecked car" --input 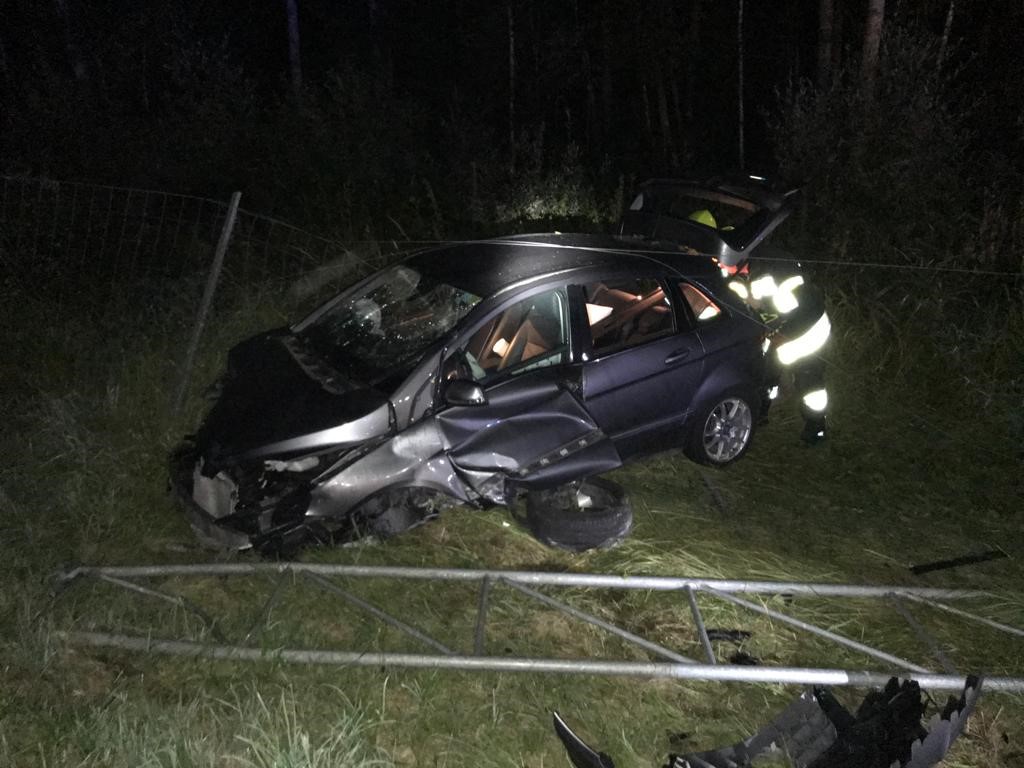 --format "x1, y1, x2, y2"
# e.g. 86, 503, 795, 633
171, 231, 781, 553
